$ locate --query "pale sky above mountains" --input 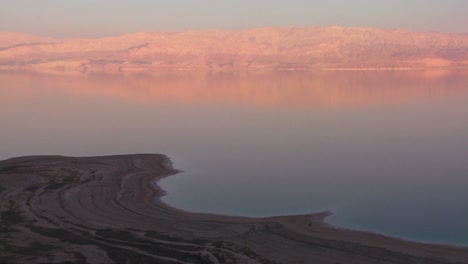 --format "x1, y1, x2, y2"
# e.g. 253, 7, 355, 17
1, 0, 467, 38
